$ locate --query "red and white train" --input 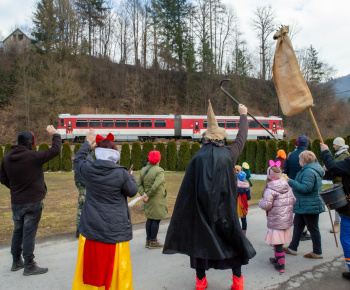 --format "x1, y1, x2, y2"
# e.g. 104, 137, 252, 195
57, 114, 284, 142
